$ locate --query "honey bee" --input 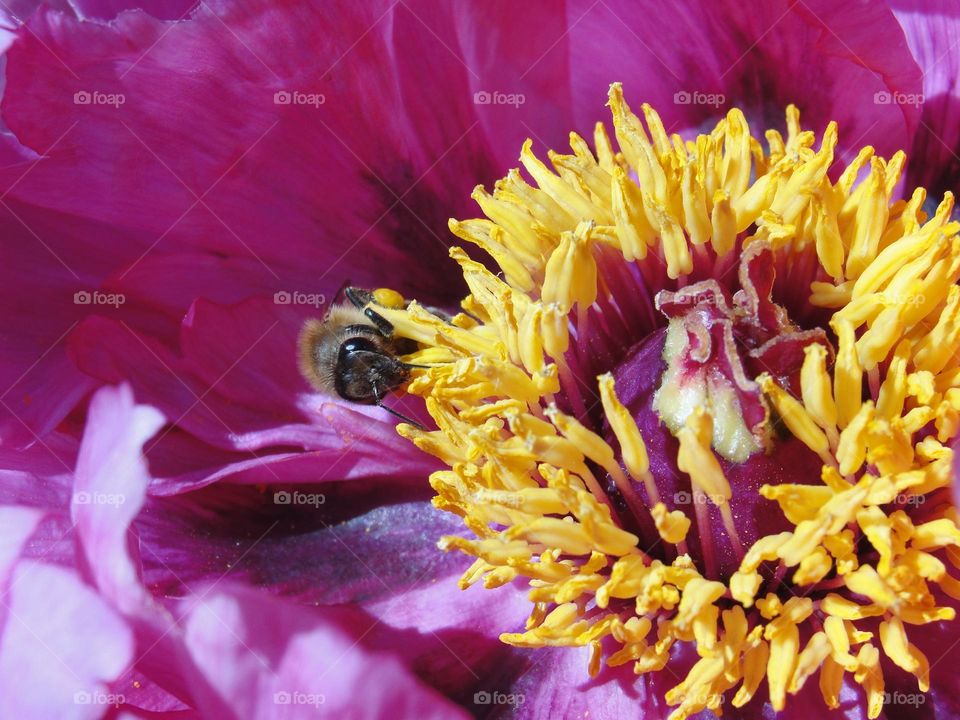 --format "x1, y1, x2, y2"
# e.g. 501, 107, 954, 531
298, 286, 426, 426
